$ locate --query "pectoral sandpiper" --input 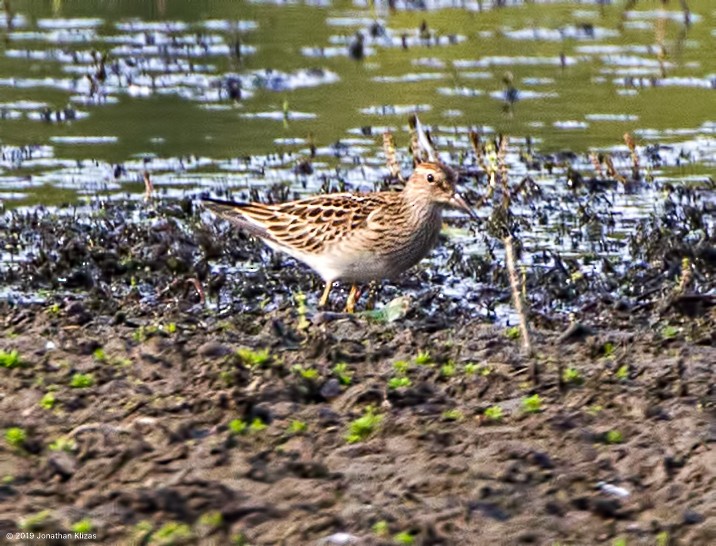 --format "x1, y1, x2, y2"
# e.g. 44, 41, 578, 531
204, 161, 474, 312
